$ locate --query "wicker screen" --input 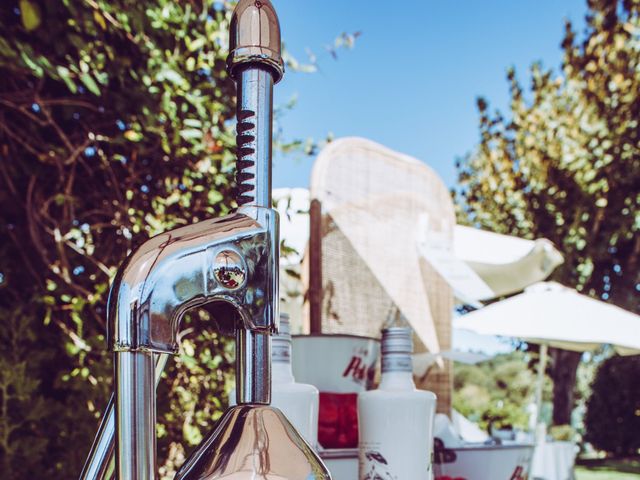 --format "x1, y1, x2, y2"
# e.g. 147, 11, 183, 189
307, 137, 455, 414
